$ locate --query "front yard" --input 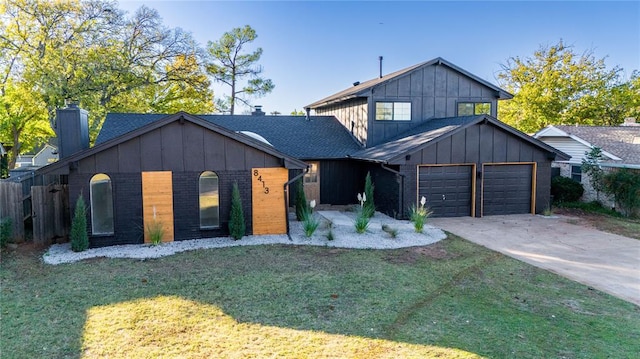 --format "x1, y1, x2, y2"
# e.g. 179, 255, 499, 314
2, 235, 639, 358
